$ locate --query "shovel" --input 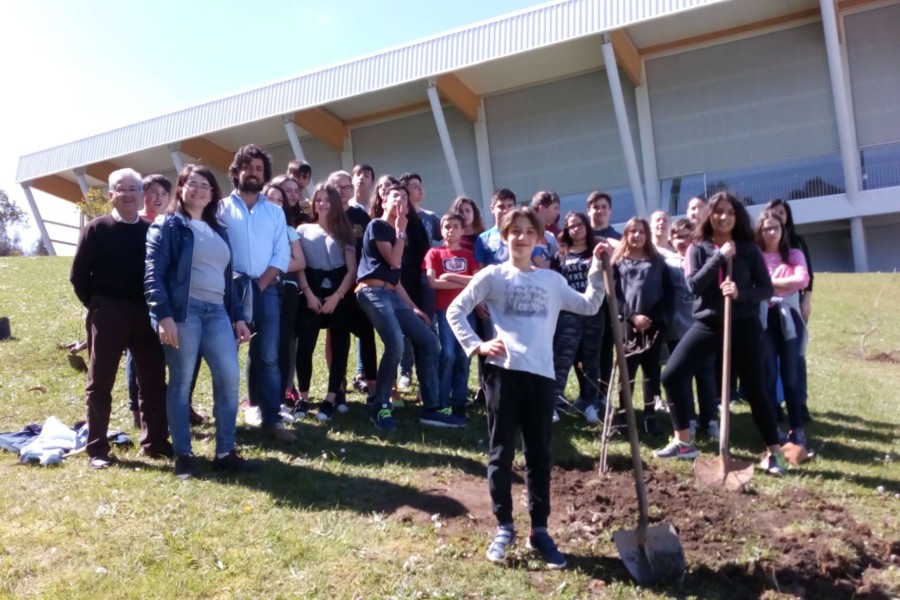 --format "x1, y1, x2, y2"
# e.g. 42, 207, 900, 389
601, 253, 686, 585
694, 258, 754, 491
